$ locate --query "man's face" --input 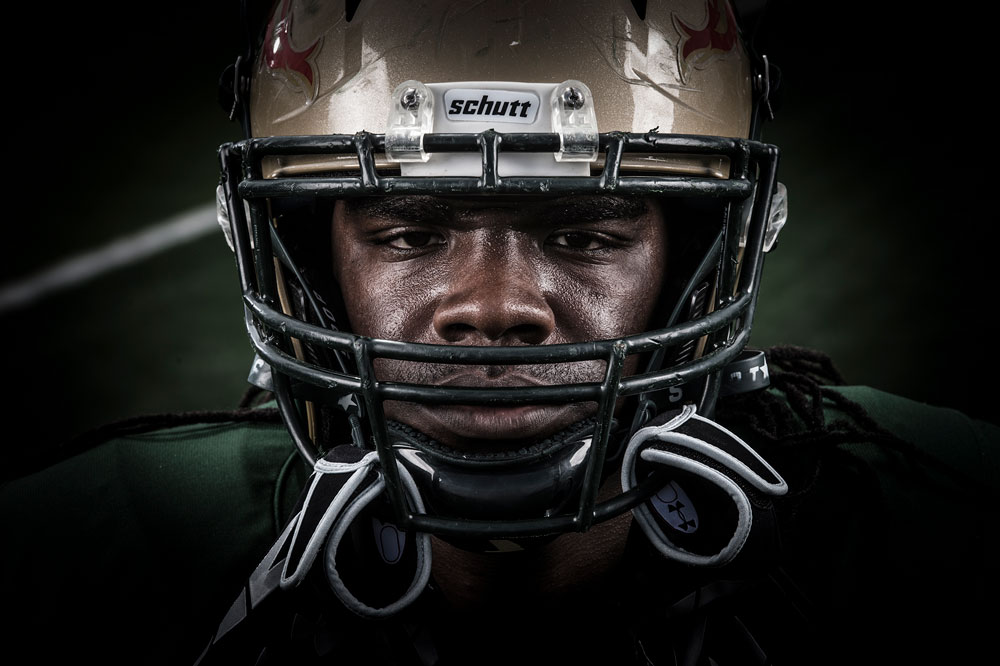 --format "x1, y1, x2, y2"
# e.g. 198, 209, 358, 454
332, 194, 667, 451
